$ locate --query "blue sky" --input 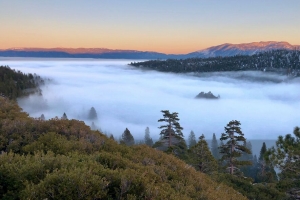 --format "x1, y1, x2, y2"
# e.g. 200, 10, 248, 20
1, 0, 300, 53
